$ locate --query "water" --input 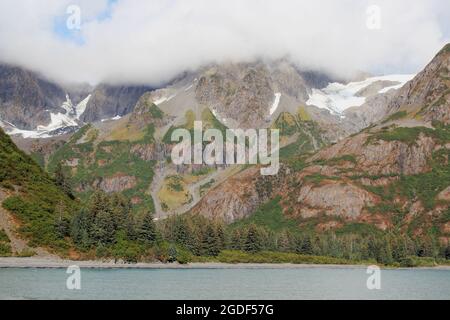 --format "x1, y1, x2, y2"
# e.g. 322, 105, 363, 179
0, 267, 449, 300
